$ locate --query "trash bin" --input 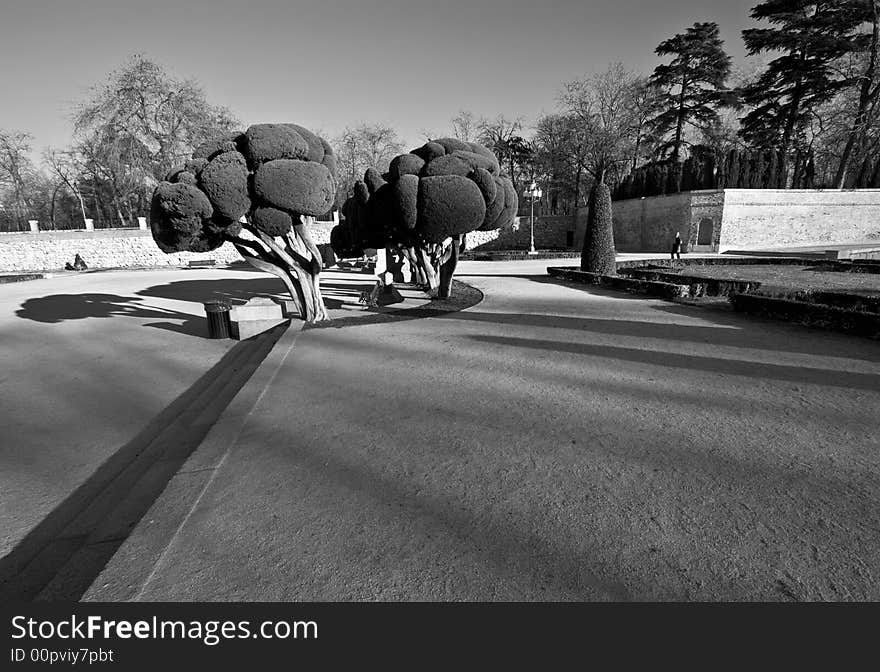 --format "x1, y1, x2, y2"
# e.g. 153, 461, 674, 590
203, 301, 232, 339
